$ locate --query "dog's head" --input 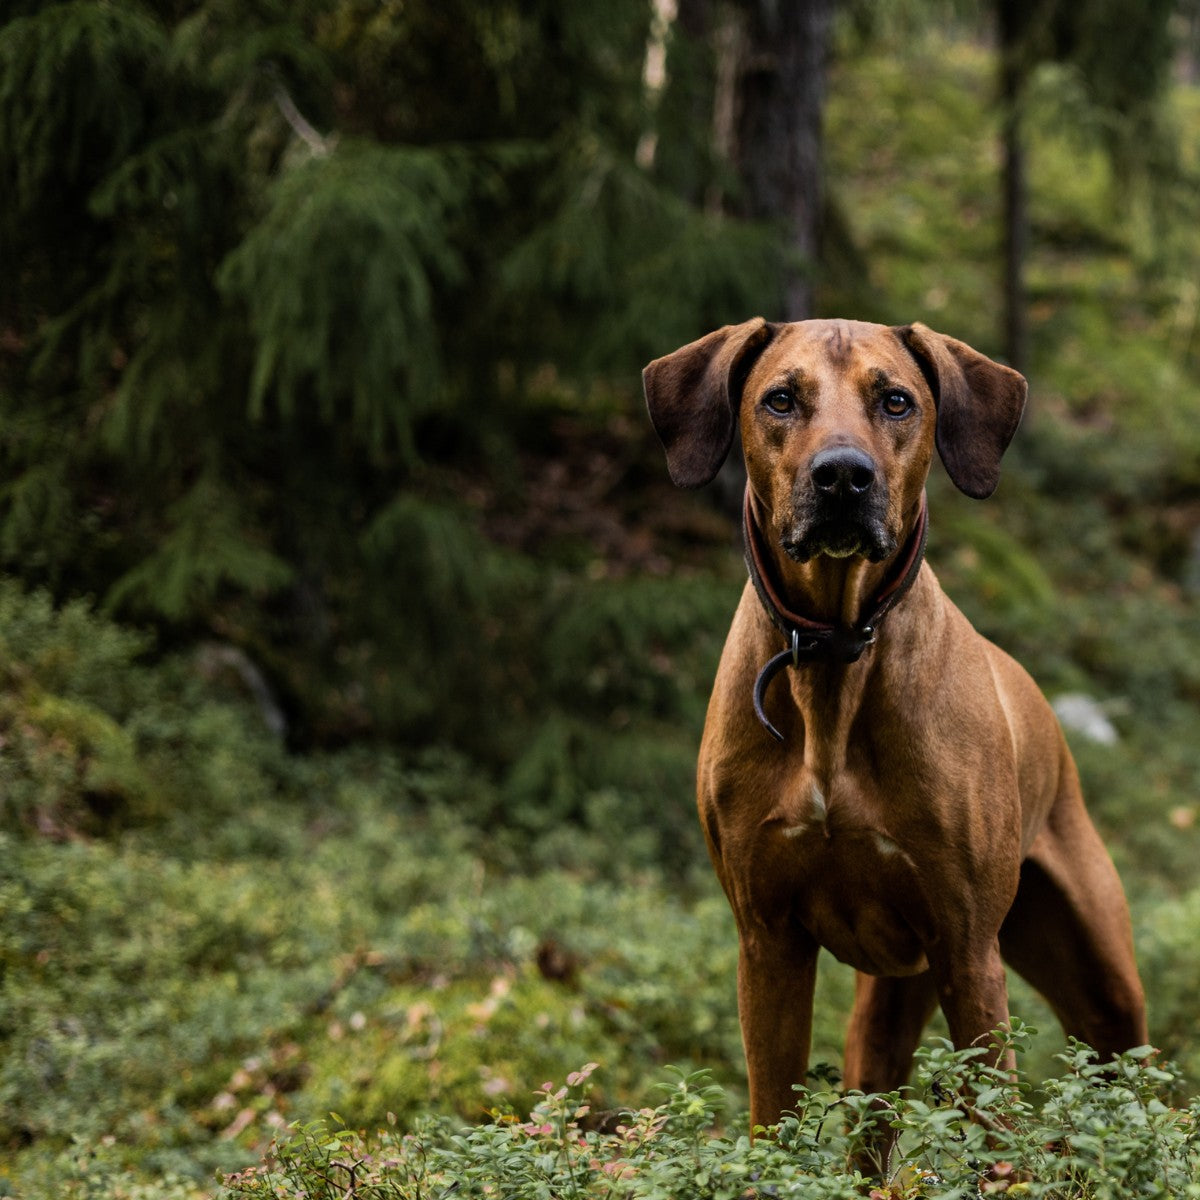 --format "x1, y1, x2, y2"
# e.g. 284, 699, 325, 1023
643, 318, 1027, 562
